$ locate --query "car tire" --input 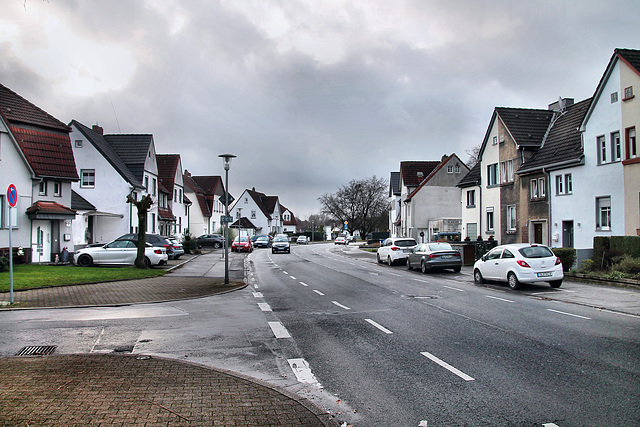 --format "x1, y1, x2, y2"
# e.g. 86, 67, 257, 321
549, 280, 562, 288
406, 259, 412, 270
377, 253, 382, 264
453, 267, 461, 273
144, 257, 152, 268
474, 269, 485, 284
421, 260, 428, 274
174, 255, 180, 260
508, 272, 521, 290
272, 249, 275, 254
213, 242, 221, 249
387, 256, 393, 266
77, 254, 93, 267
